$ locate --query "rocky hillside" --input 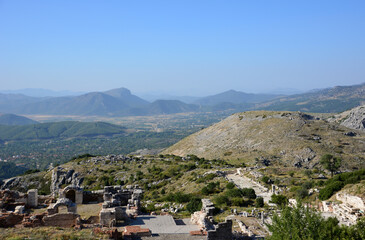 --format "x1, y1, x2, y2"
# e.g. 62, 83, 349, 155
256, 83, 365, 113
329, 105, 365, 132
163, 111, 365, 169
